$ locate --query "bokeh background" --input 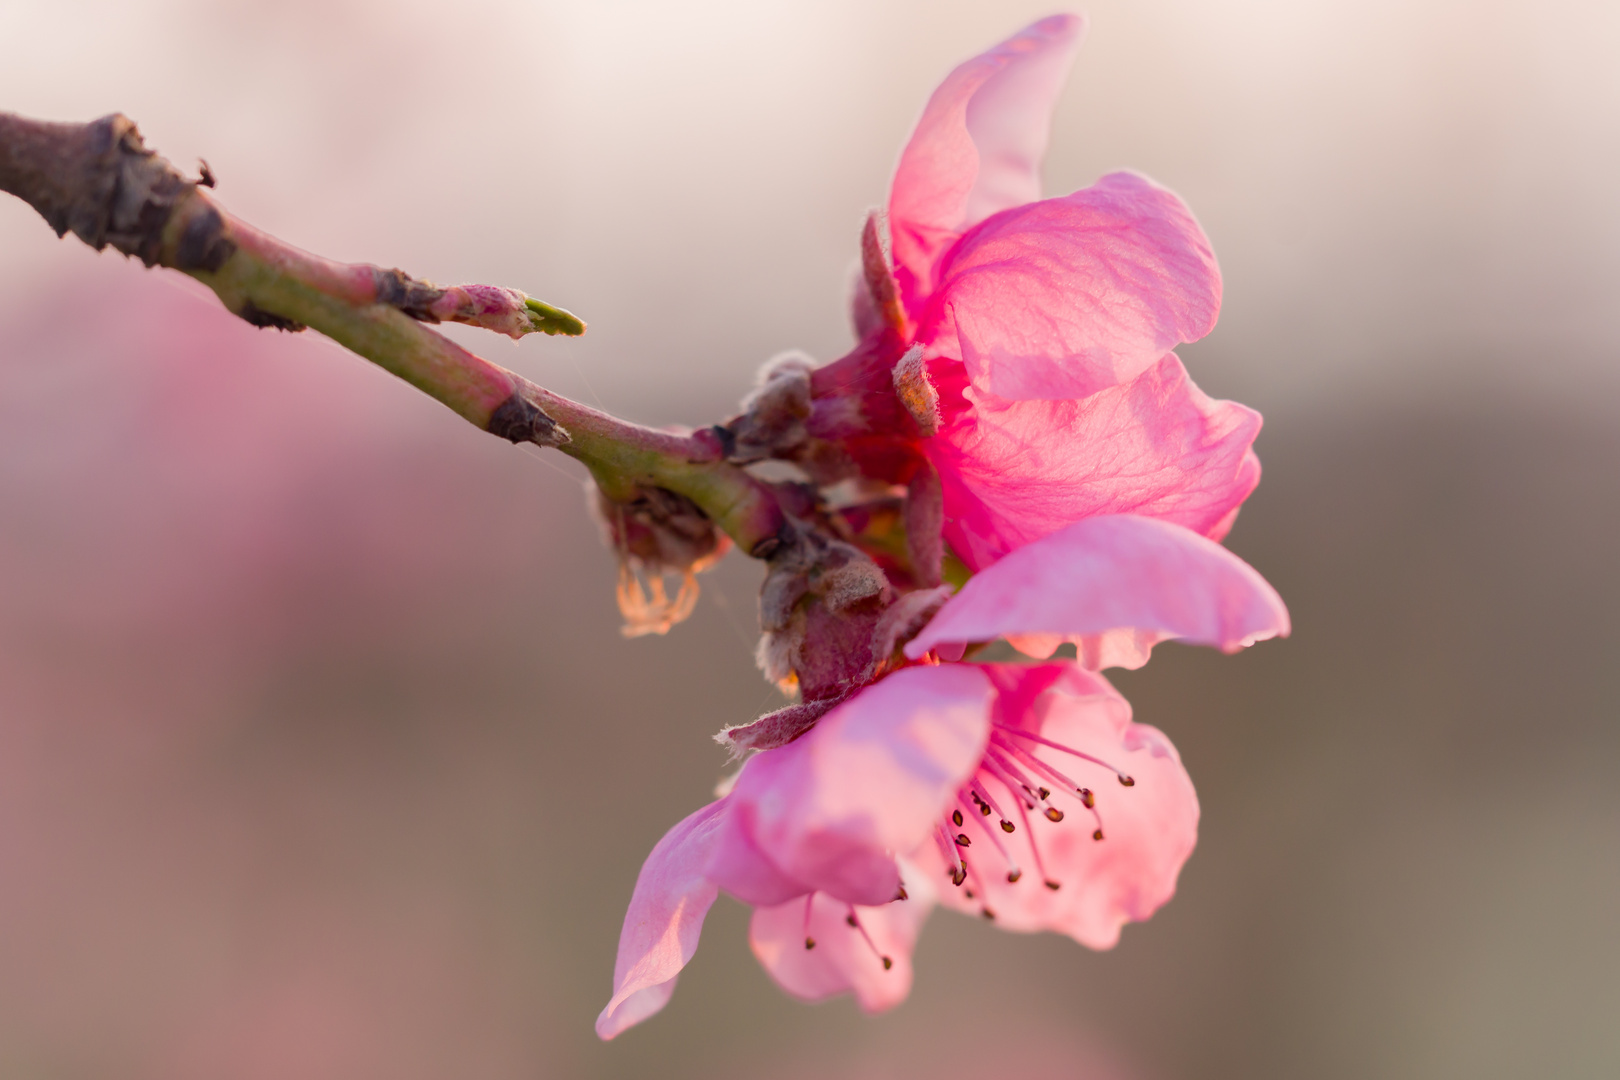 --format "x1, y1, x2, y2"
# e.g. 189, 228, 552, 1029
2, 1, 1618, 1077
